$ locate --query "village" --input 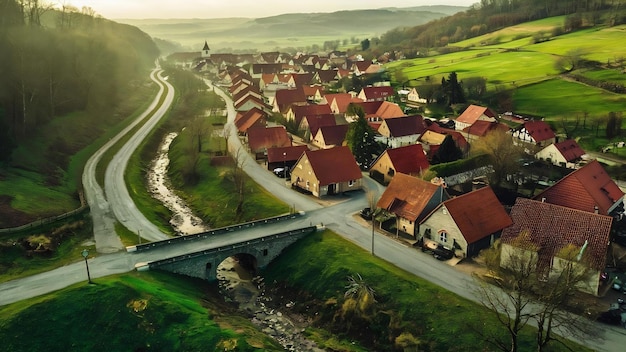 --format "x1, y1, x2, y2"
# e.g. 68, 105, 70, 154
172, 41, 626, 325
